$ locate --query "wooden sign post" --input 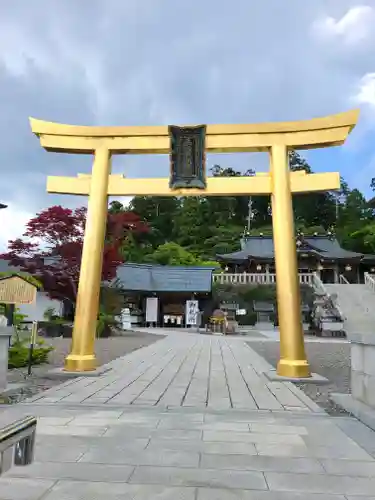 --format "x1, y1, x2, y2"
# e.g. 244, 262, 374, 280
0, 276, 37, 306
0, 275, 37, 329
